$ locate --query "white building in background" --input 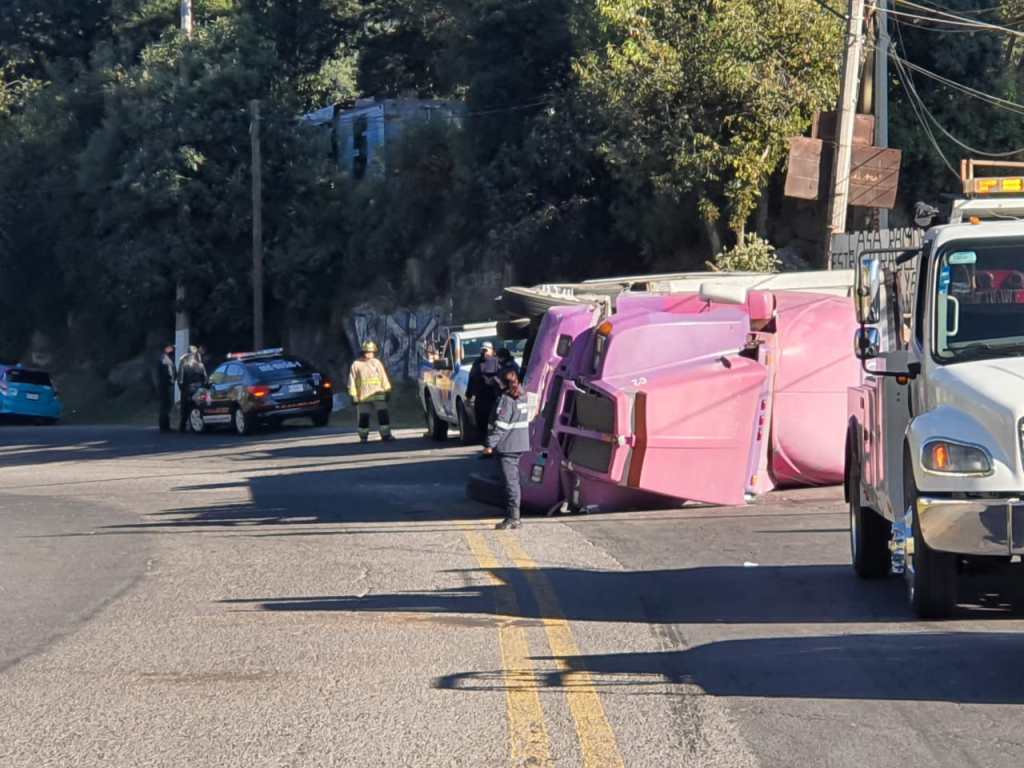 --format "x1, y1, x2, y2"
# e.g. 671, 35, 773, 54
302, 97, 463, 179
